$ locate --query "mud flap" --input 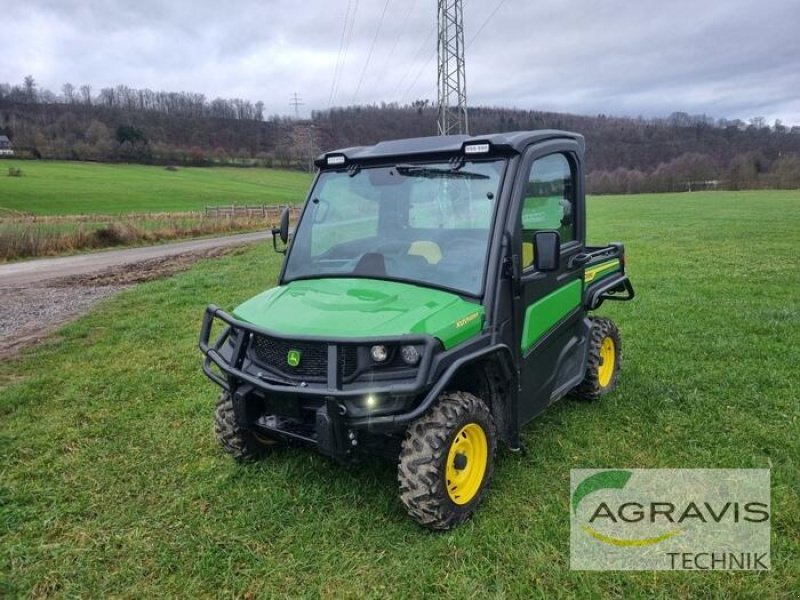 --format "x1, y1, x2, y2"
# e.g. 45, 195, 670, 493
232, 384, 258, 427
